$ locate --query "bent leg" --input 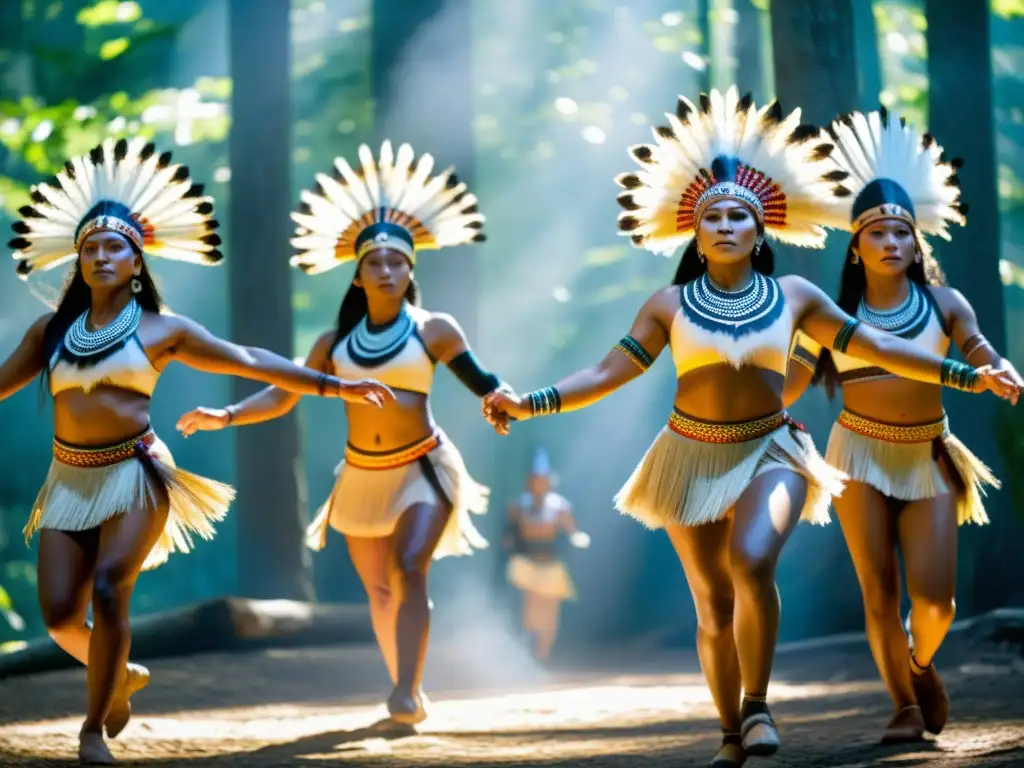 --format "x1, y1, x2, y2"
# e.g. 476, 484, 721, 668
834, 481, 916, 710
388, 501, 452, 721
666, 518, 741, 733
346, 535, 398, 684
37, 528, 98, 664
533, 595, 561, 661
